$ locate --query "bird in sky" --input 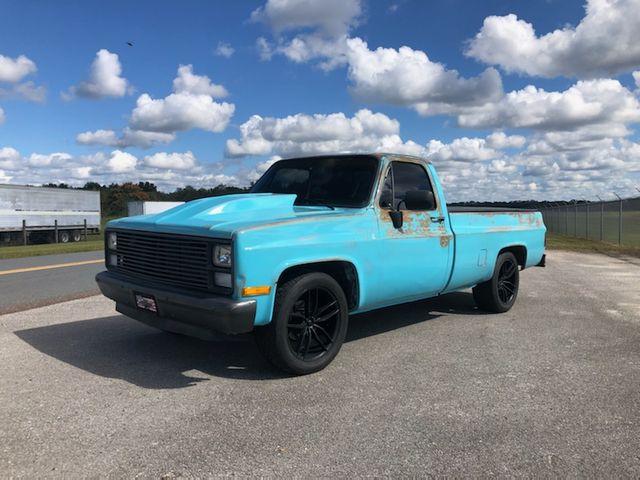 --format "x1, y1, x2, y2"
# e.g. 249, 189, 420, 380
126, 41, 133, 47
